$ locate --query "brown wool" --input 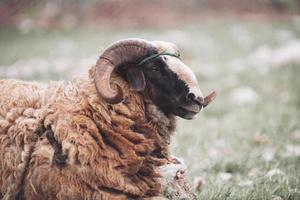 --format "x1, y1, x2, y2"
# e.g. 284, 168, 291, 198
0, 66, 176, 199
